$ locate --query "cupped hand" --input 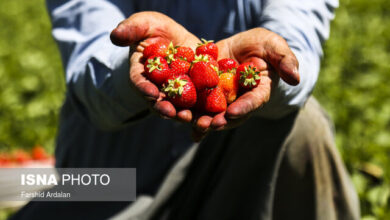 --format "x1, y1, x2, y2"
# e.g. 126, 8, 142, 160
110, 12, 201, 122
193, 28, 300, 139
